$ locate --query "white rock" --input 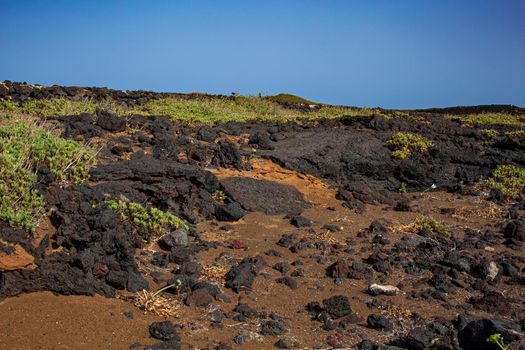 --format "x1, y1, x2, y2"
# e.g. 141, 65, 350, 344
486, 261, 499, 281
368, 283, 400, 296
